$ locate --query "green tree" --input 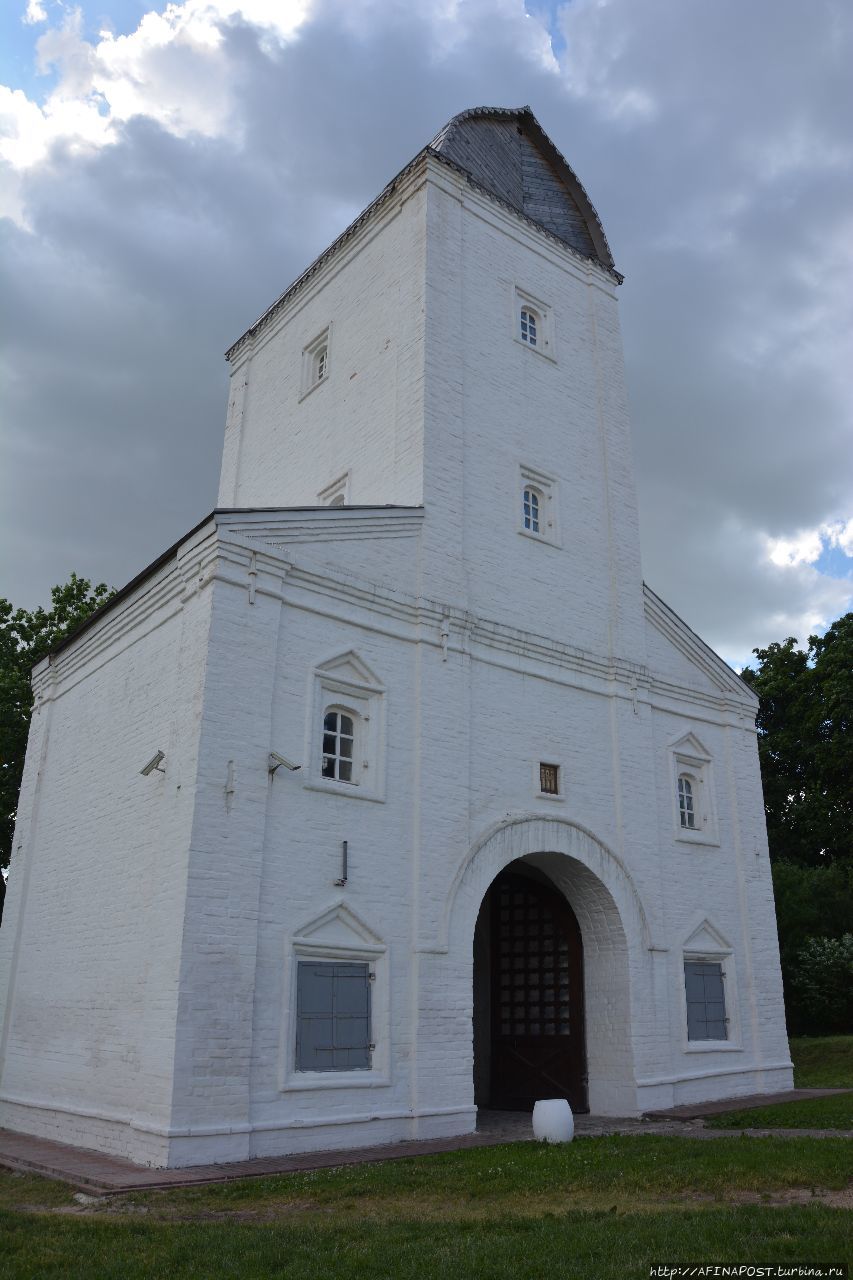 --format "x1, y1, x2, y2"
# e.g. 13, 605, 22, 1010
771, 859, 853, 1033
741, 613, 853, 866
743, 613, 853, 1032
787, 934, 853, 1035
1, 574, 115, 874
